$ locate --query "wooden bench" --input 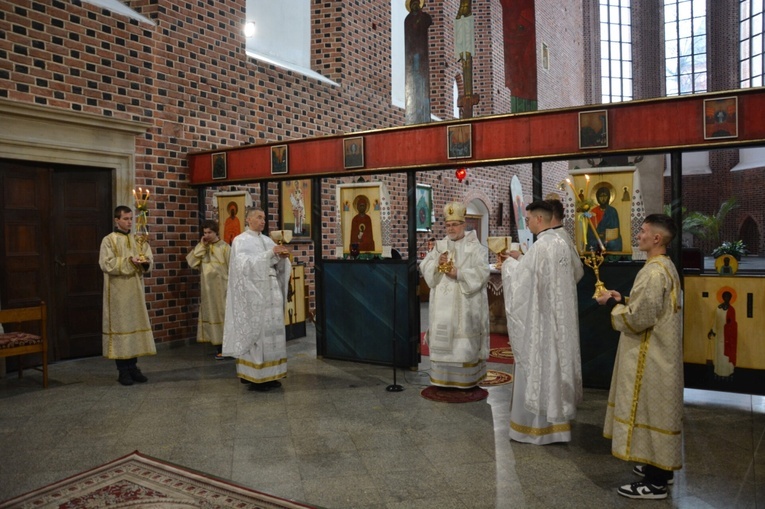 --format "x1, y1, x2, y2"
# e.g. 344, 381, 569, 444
0, 302, 48, 388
